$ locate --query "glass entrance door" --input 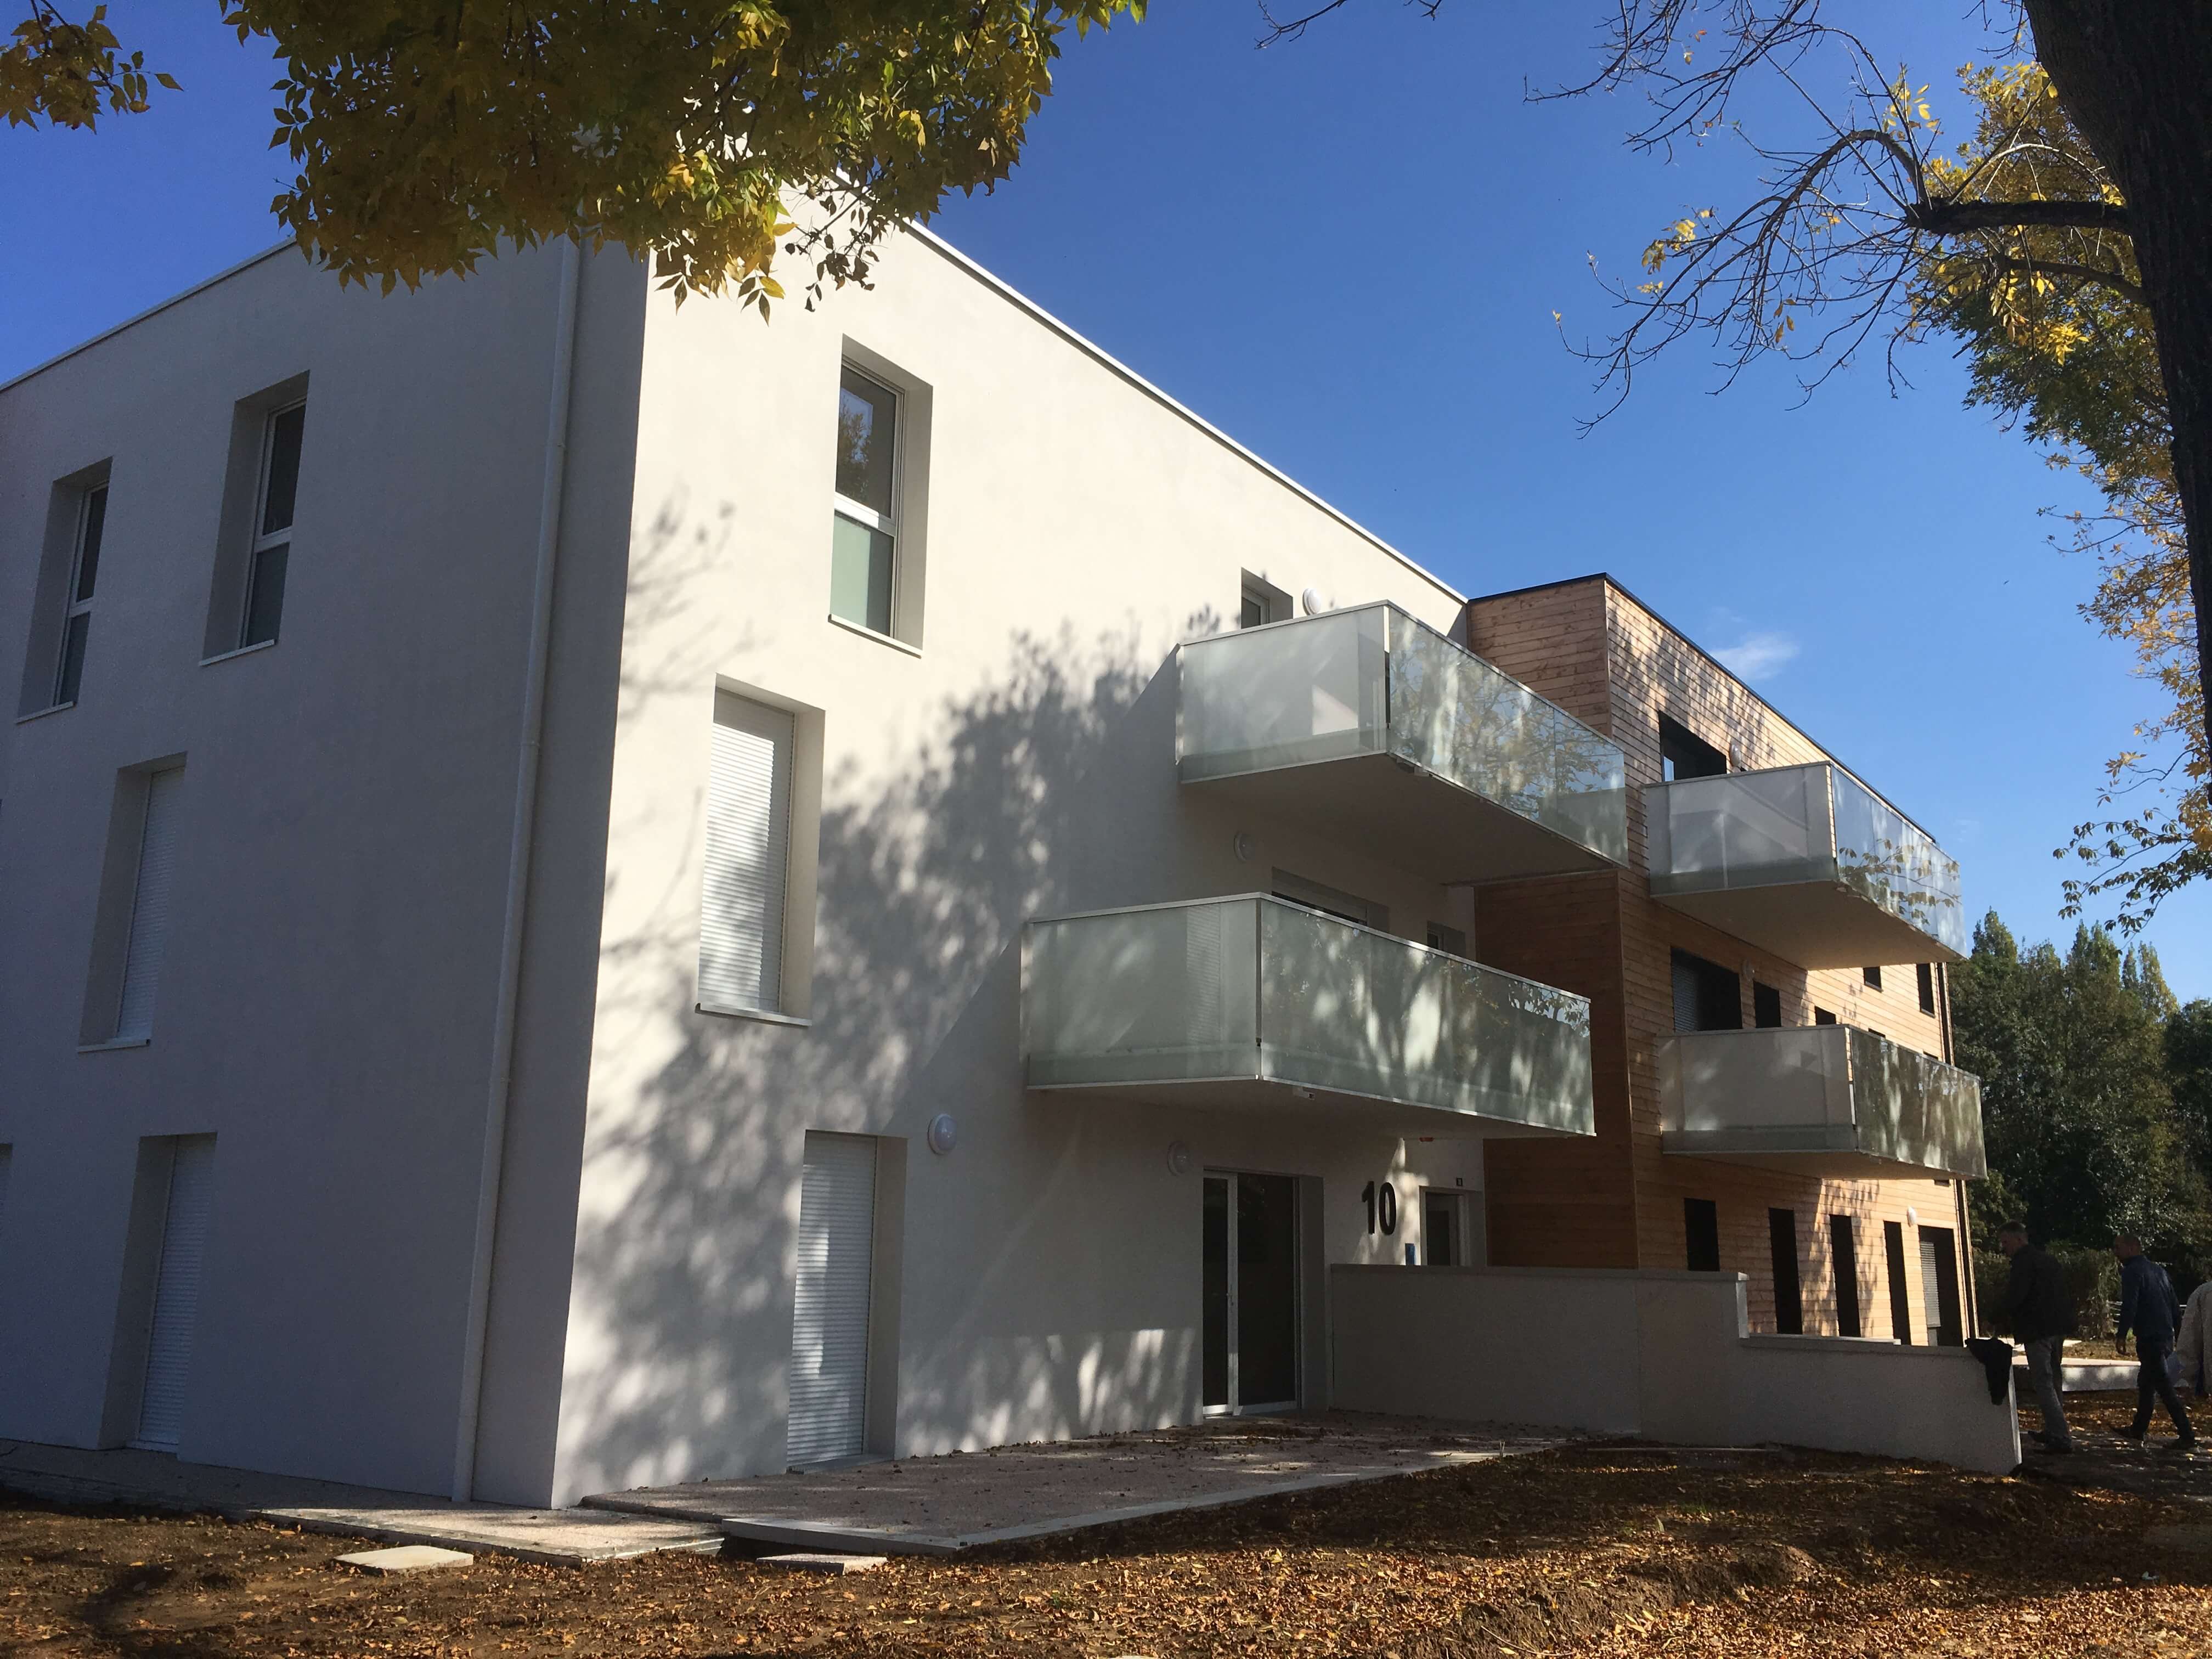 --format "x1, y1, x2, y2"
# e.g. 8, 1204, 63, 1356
1201, 1171, 1300, 1413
